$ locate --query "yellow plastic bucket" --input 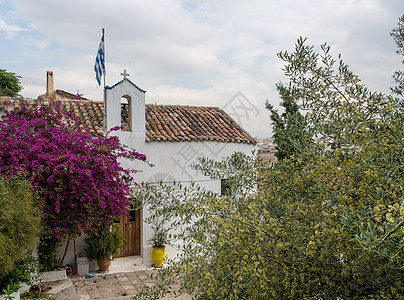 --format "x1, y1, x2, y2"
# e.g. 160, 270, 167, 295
152, 247, 165, 267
